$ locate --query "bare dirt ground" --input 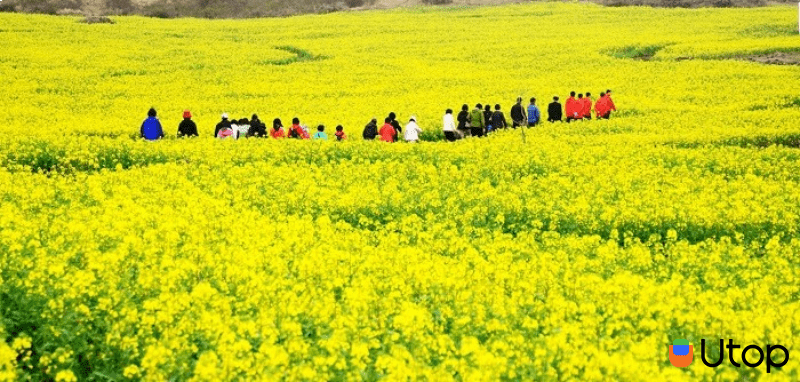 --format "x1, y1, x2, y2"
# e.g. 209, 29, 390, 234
746, 51, 800, 65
